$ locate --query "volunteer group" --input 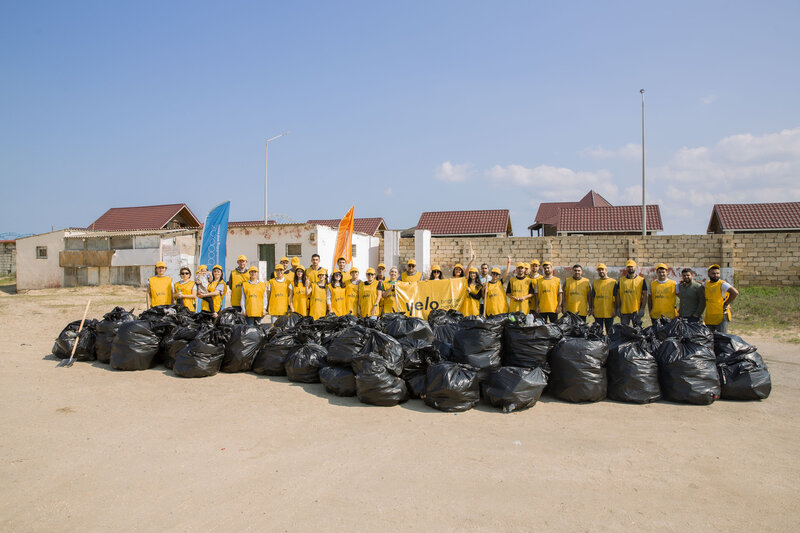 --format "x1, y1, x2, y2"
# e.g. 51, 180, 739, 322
146, 254, 738, 334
